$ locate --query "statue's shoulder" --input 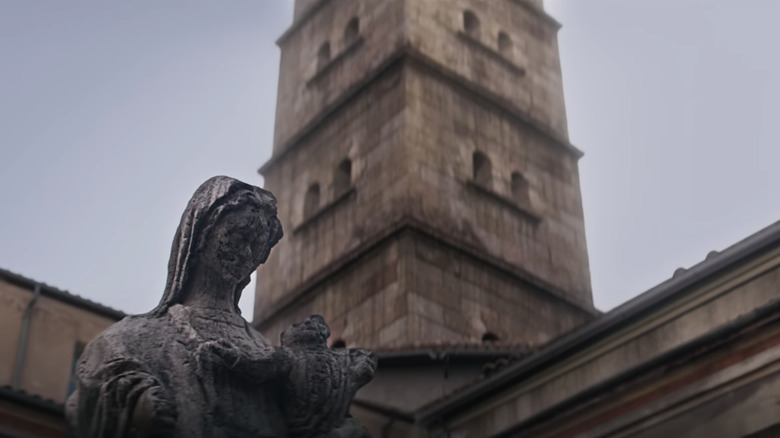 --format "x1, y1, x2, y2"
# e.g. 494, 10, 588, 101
97, 314, 168, 341
82, 314, 171, 364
